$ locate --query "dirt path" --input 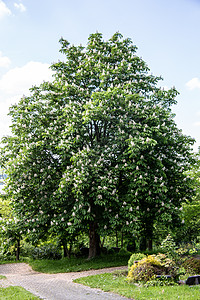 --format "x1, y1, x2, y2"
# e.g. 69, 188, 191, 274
0, 263, 131, 300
